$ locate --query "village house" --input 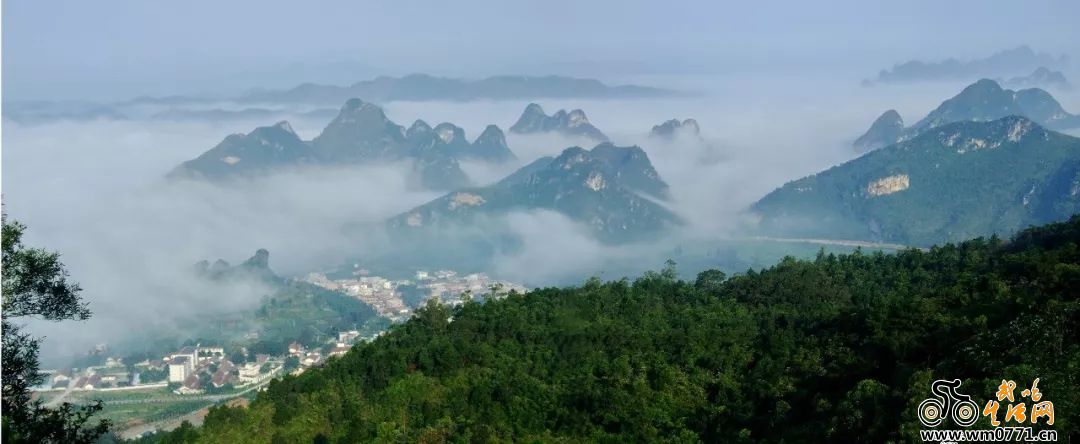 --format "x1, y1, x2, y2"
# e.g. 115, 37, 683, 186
238, 363, 261, 383
198, 346, 225, 363
211, 361, 237, 388
50, 371, 71, 388
328, 345, 350, 358
301, 352, 322, 367
168, 356, 192, 383
80, 375, 102, 390
176, 374, 203, 395
337, 330, 360, 344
